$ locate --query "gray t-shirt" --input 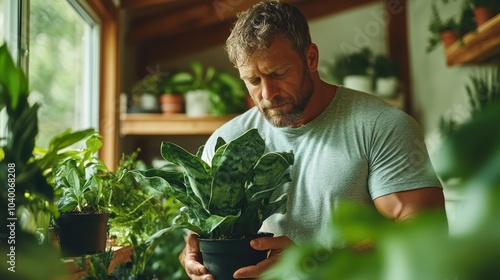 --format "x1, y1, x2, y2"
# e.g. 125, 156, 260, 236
201, 86, 441, 245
